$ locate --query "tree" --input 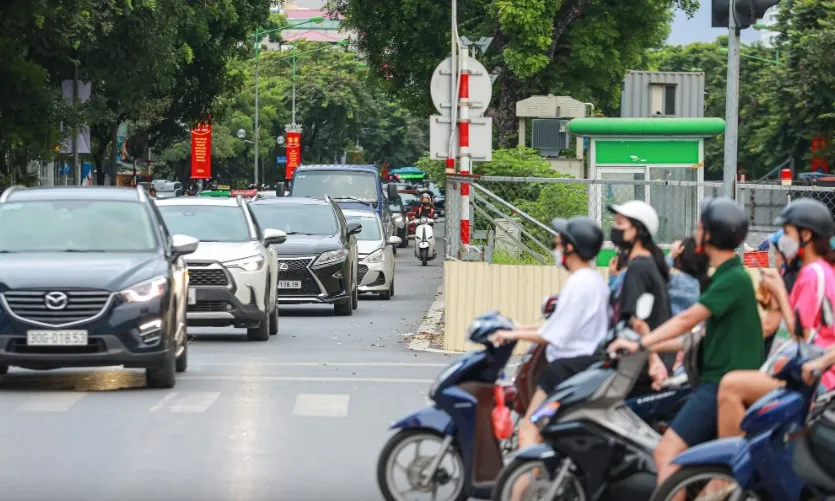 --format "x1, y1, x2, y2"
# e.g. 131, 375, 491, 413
330, 0, 697, 146
644, 37, 778, 178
